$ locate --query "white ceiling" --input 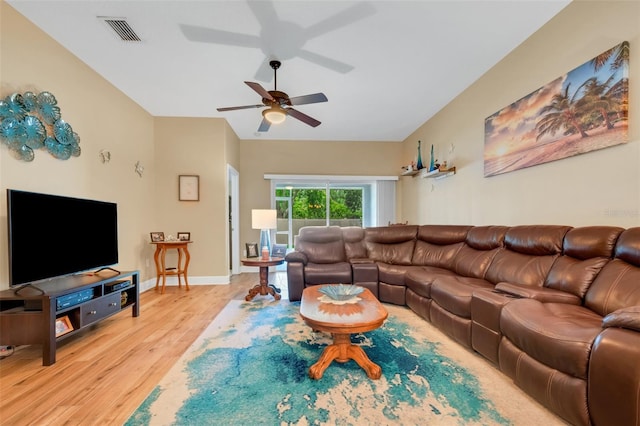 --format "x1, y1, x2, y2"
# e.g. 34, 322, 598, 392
7, 0, 571, 142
